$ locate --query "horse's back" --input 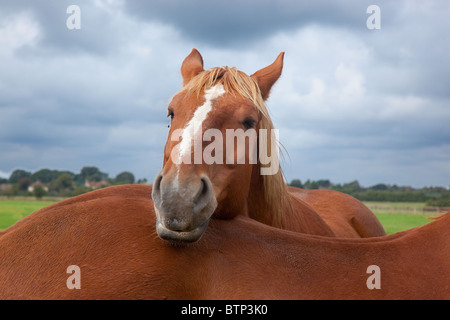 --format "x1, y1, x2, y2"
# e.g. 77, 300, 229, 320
0, 184, 164, 299
288, 187, 386, 238
0, 184, 447, 299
